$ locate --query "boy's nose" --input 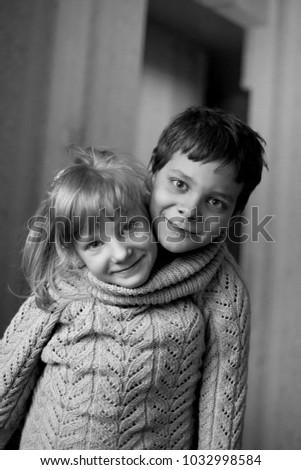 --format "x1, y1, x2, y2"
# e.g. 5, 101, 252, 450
111, 241, 132, 263
177, 205, 198, 219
